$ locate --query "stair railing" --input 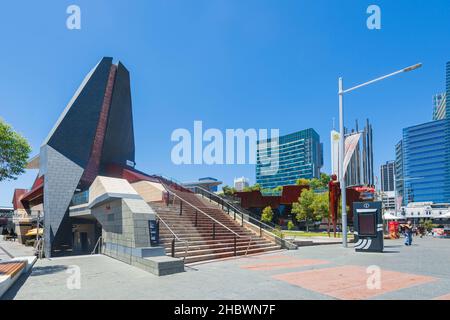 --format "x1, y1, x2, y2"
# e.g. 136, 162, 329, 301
192, 186, 298, 250
91, 236, 103, 255
155, 213, 190, 261
159, 181, 253, 257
